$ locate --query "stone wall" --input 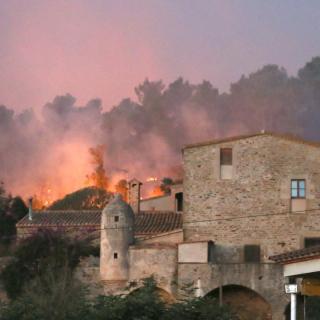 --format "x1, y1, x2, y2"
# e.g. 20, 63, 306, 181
182, 134, 320, 319
129, 244, 178, 296
75, 256, 103, 298
136, 230, 183, 245
183, 134, 320, 258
